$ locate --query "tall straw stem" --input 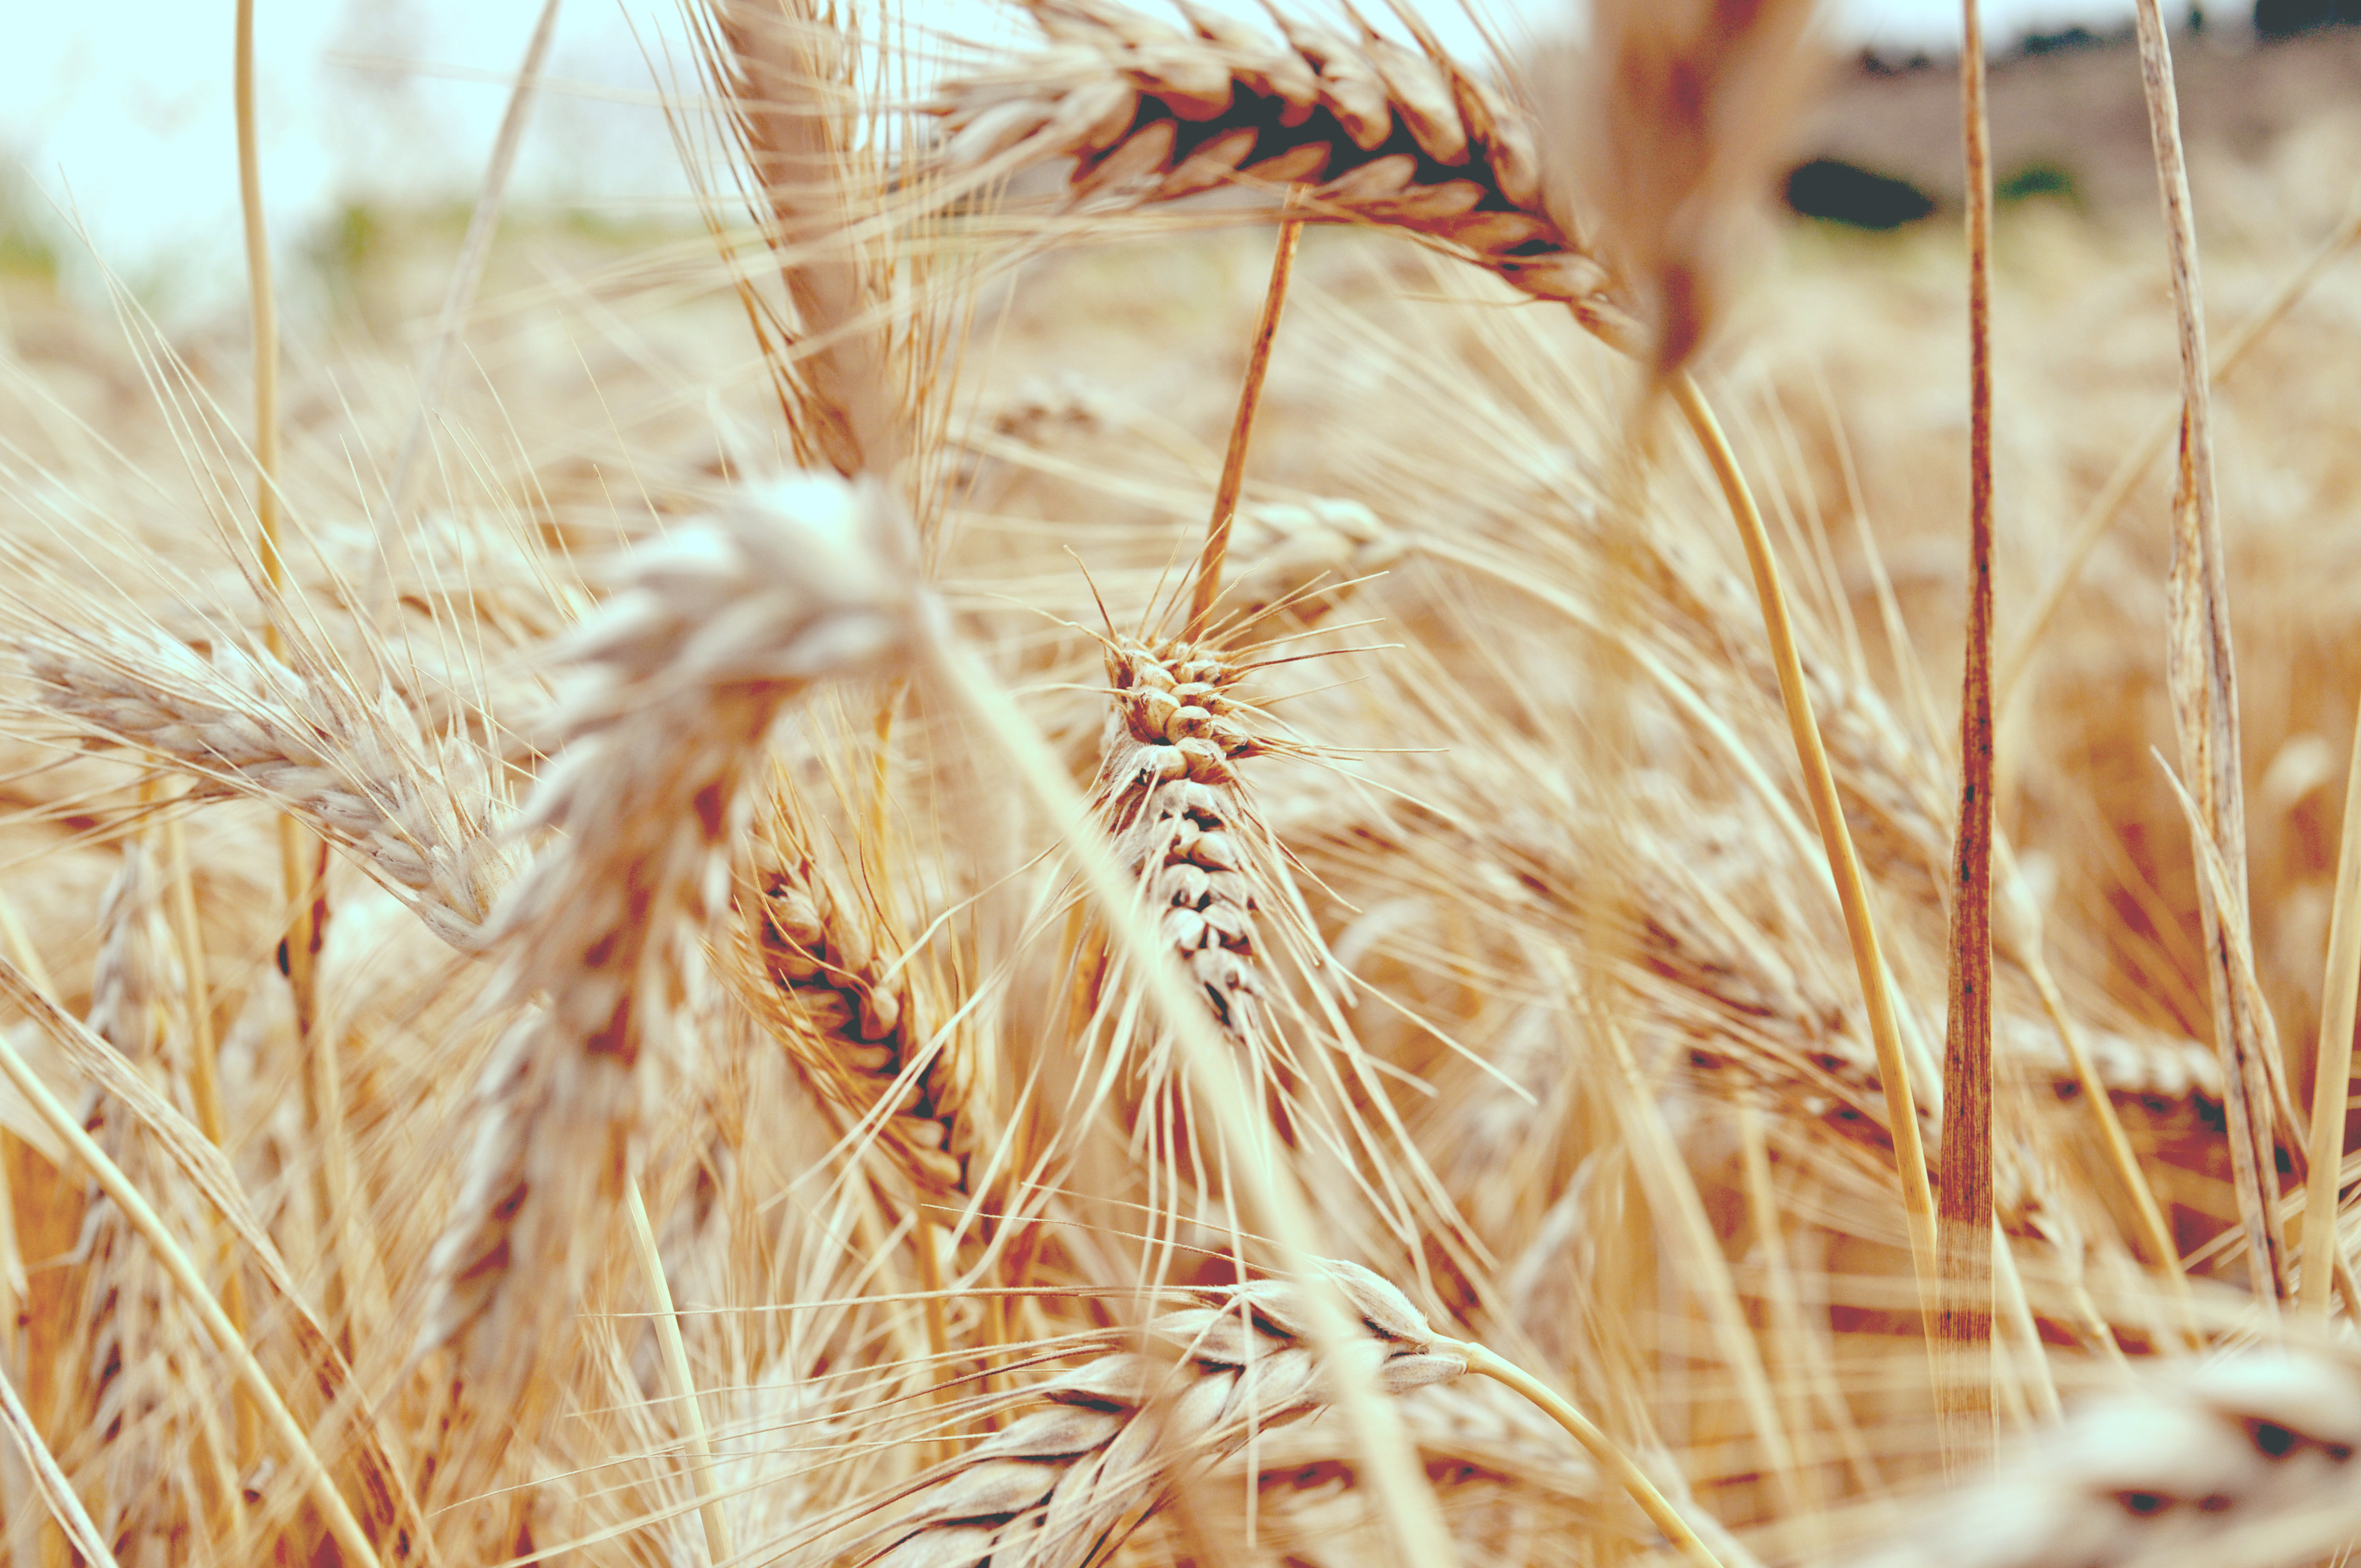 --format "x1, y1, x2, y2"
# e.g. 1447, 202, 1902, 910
236, 4, 337, 1267
2299, 693, 2361, 1316
1937, 0, 1998, 1470
1185, 216, 1302, 641
625, 1176, 732, 1566
2130, 0, 2284, 1302
1665, 372, 1940, 1308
